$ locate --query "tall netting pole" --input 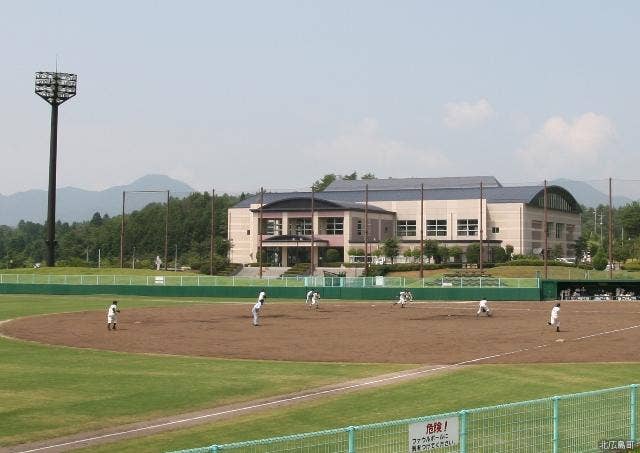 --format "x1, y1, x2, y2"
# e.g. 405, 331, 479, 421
609, 177, 613, 280
310, 188, 315, 276
120, 191, 125, 268
210, 188, 215, 276
259, 188, 264, 279
420, 183, 424, 279
164, 190, 170, 270
479, 181, 484, 274
364, 184, 369, 277
544, 180, 548, 279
